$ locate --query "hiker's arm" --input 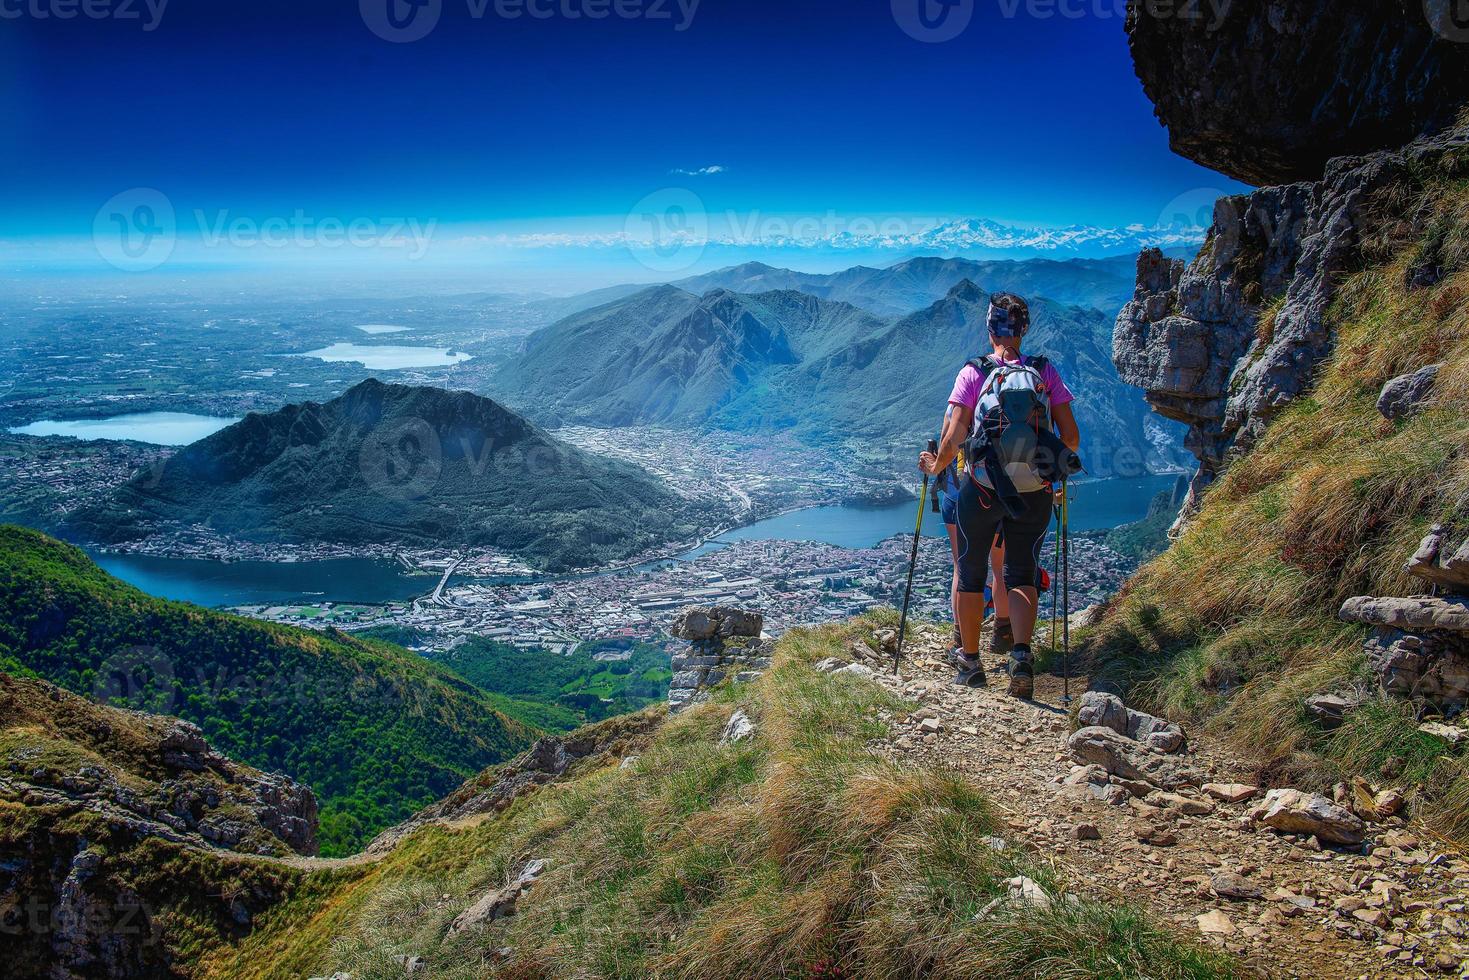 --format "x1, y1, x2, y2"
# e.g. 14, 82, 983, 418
920, 404, 972, 475
1053, 401, 1079, 451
